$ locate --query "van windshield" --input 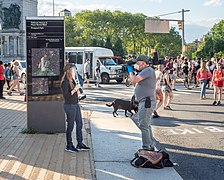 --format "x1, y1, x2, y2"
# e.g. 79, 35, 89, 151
20, 62, 26, 68
99, 58, 117, 66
